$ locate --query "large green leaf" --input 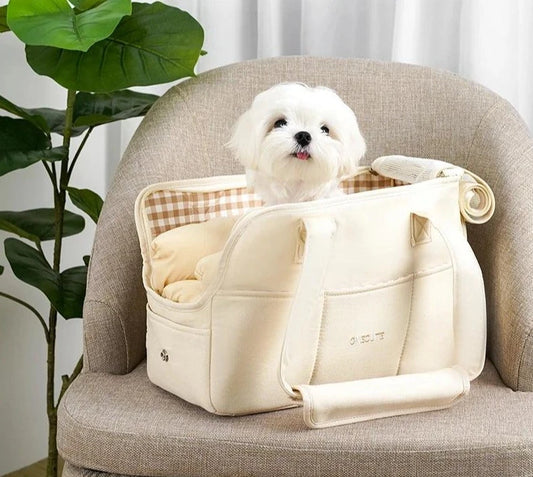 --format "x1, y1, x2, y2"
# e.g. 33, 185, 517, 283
5, 237, 61, 306
0, 146, 66, 176
26, 2, 204, 92
0, 94, 61, 132
7, 0, 132, 52
30, 107, 84, 135
70, 0, 106, 11
0, 213, 39, 243
0, 209, 85, 244
0, 94, 89, 137
67, 187, 103, 223
0, 117, 68, 176
0, 5, 9, 33
5, 238, 87, 318
58, 265, 87, 318
0, 116, 50, 150
1, 147, 61, 173
73, 90, 159, 128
